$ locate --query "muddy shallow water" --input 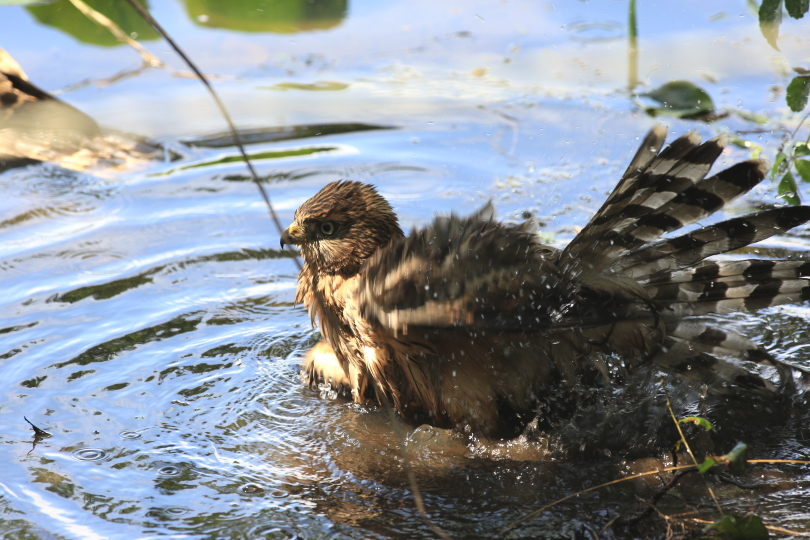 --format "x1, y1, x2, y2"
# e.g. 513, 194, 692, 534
2, 0, 810, 538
